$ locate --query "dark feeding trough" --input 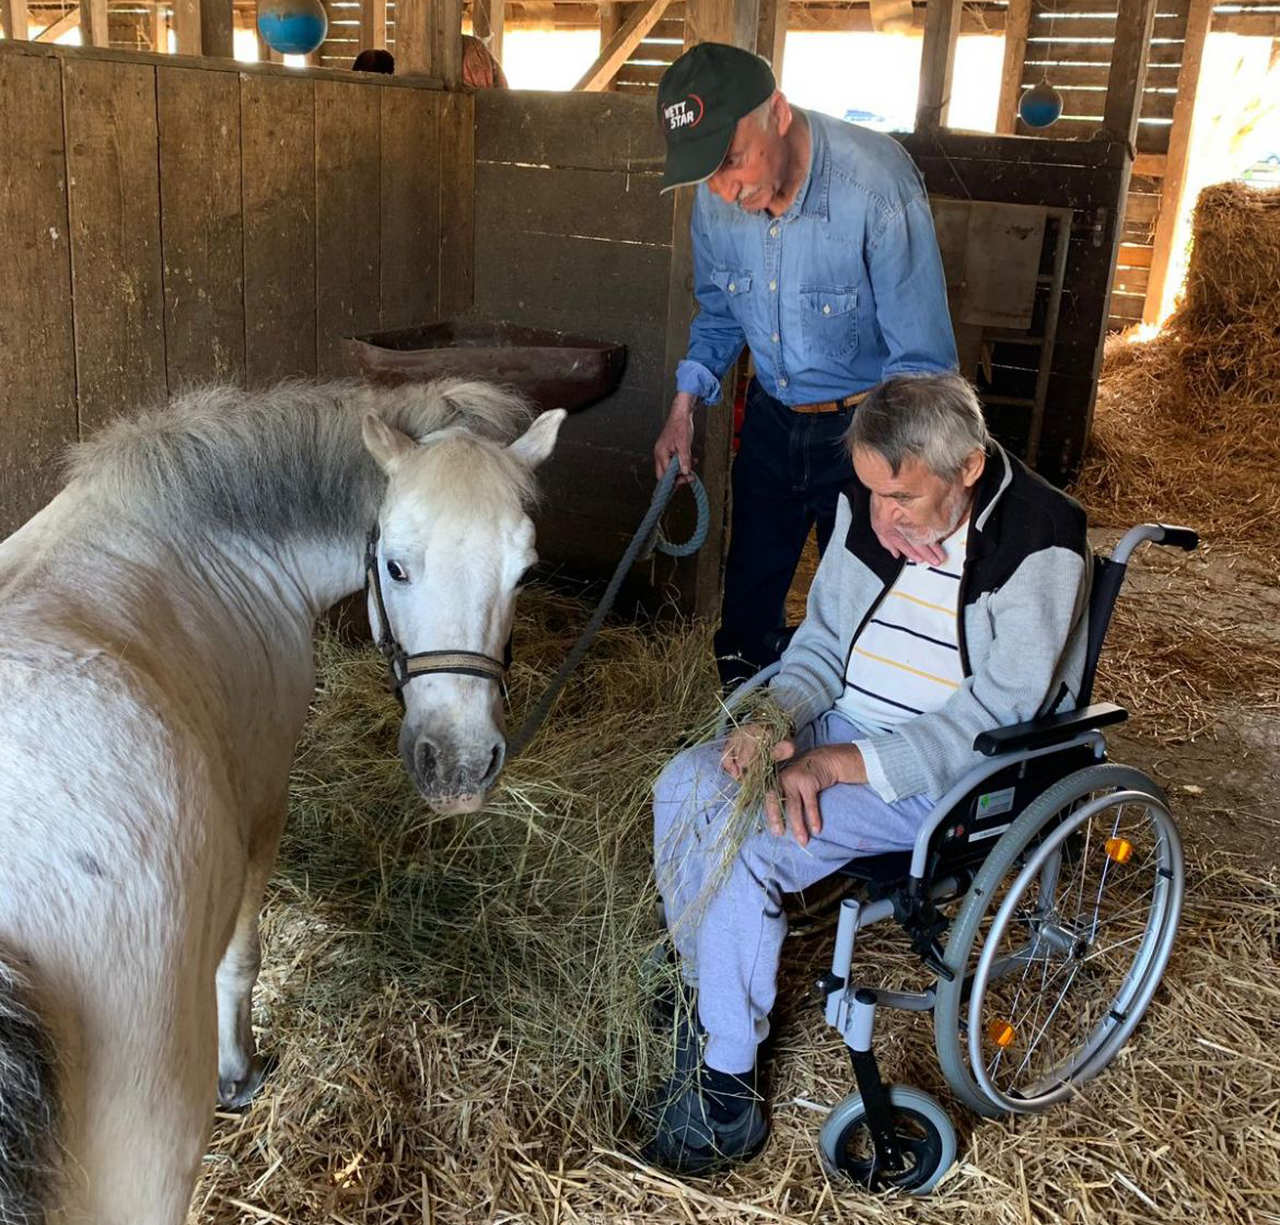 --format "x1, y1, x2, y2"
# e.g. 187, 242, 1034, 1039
346, 320, 628, 414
